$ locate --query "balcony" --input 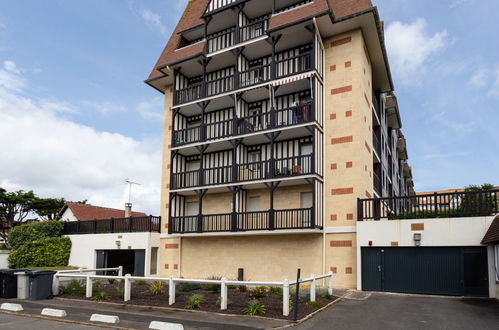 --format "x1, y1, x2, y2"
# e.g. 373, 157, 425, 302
372, 93, 381, 122
173, 50, 313, 106
170, 207, 319, 234
358, 189, 499, 221
63, 216, 161, 235
207, 18, 269, 54
173, 101, 314, 147
172, 154, 314, 190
